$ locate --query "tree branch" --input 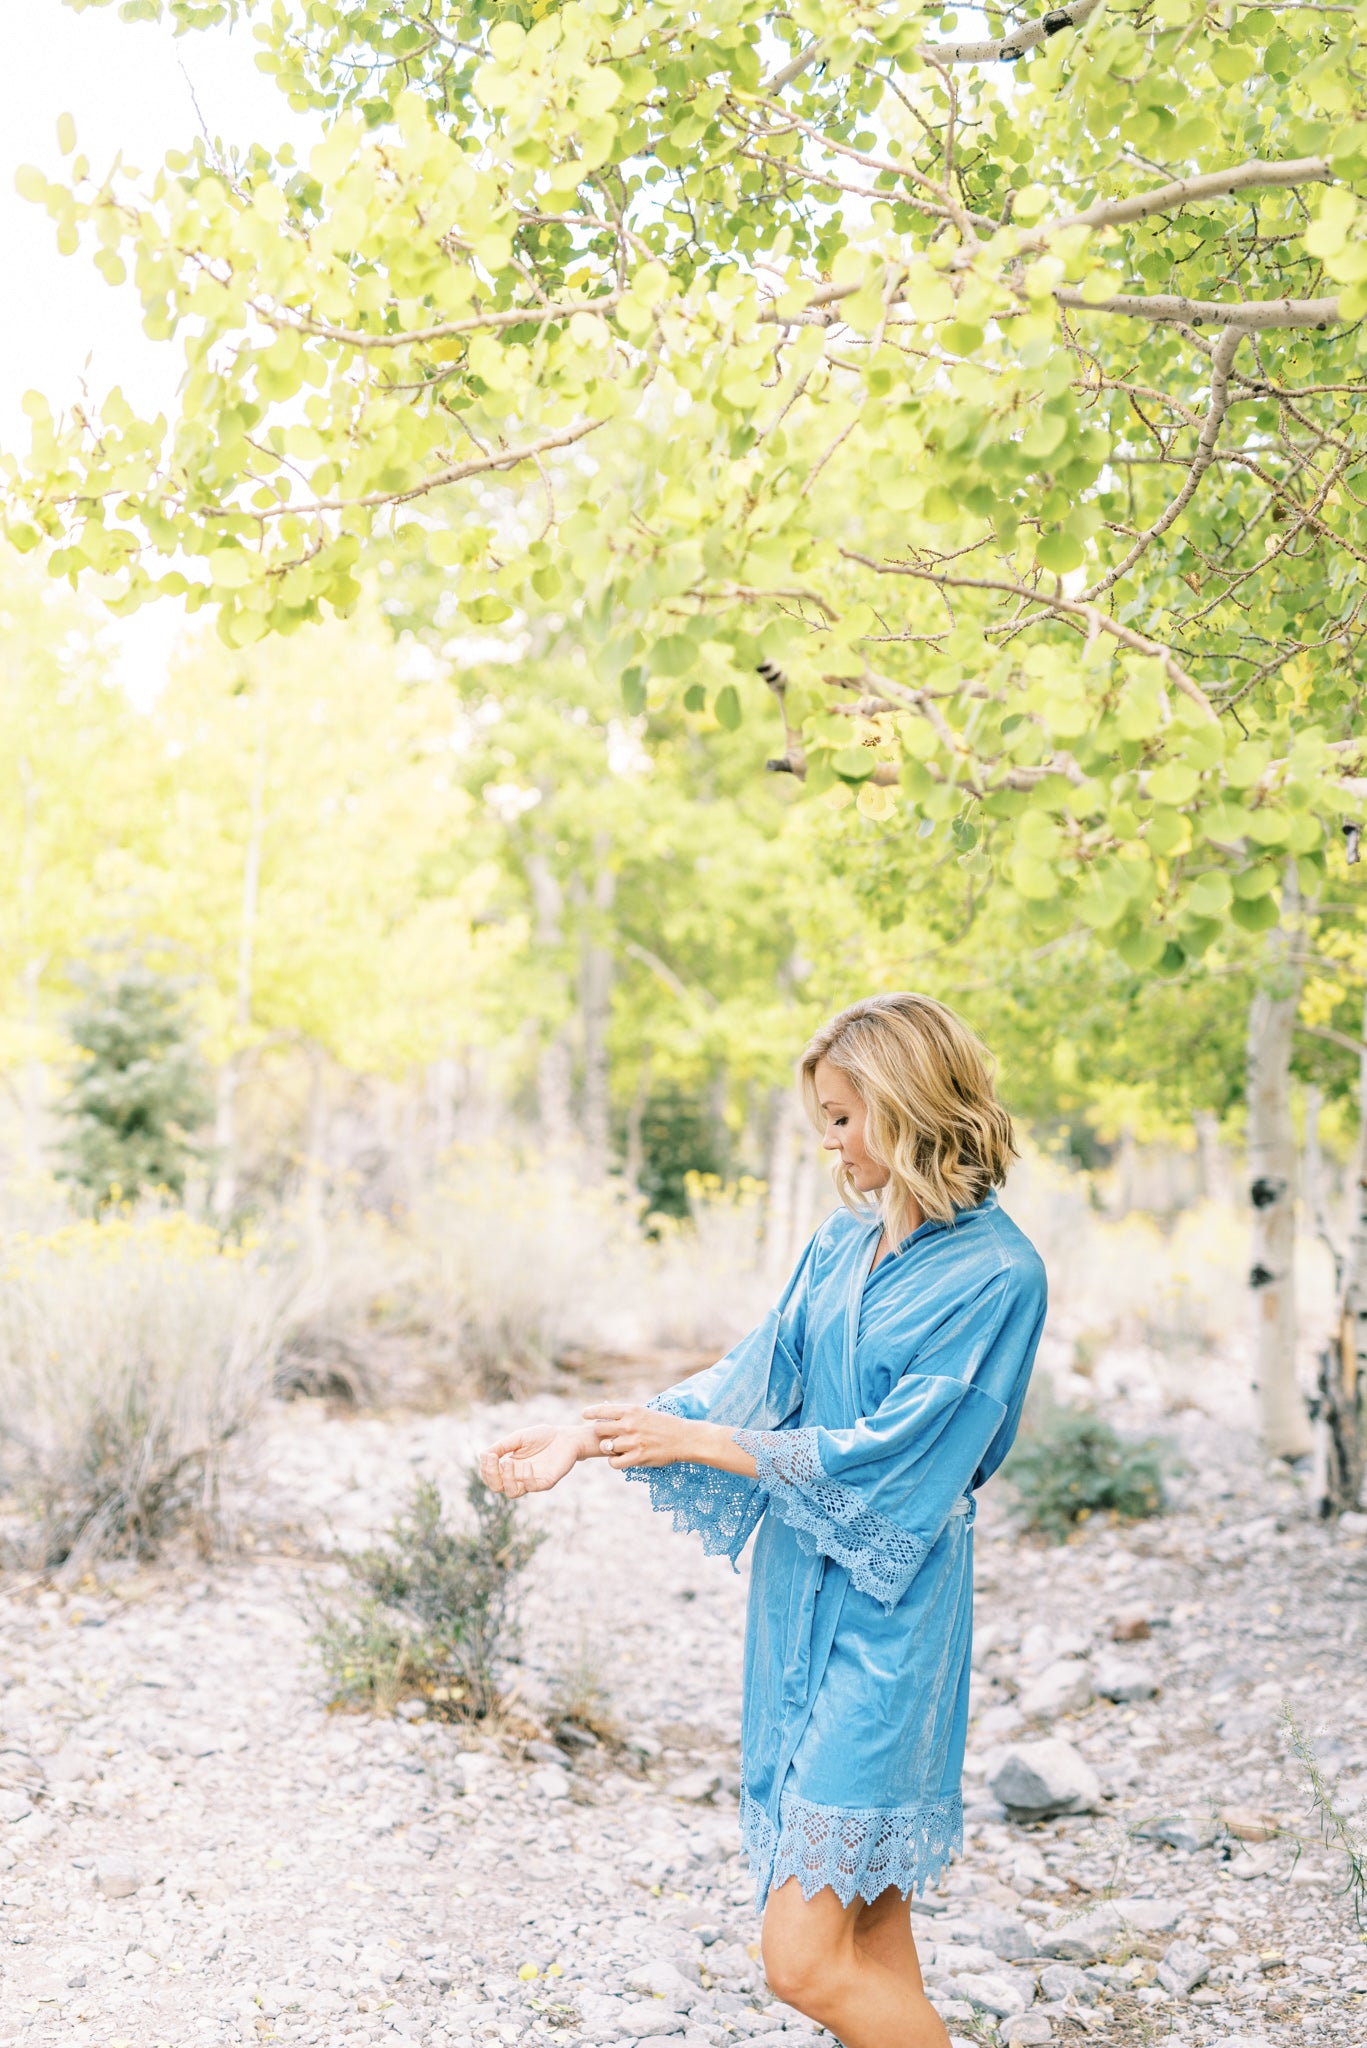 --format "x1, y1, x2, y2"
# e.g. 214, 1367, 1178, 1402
251, 419, 602, 518
1044, 157, 1331, 240
838, 550, 1222, 723
929, 0, 1104, 64
254, 294, 623, 351
760, 1, 1103, 88
1054, 288, 1343, 331
1084, 324, 1244, 601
